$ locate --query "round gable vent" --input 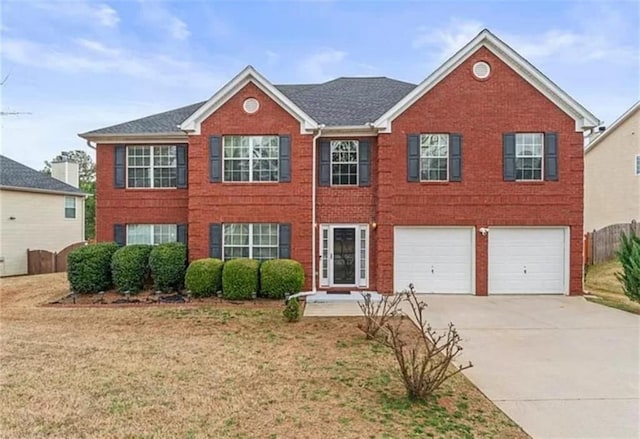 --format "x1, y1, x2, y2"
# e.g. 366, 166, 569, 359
243, 97, 260, 114
472, 61, 491, 79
